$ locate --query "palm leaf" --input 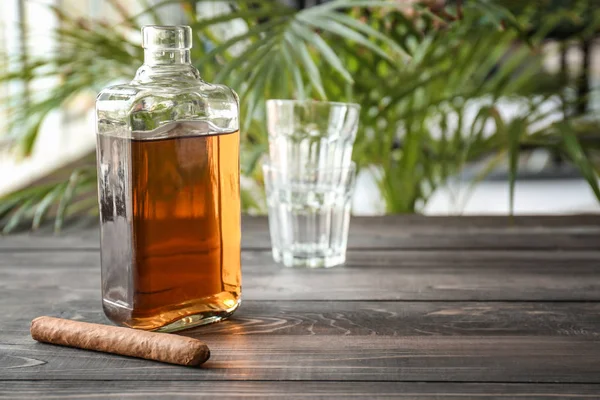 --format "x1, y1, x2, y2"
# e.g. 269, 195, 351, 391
297, 15, 393, 62
32, 183, 67, 230
322, 11, 408, 58
506, 118, 526, 215
289, 34, 327, 99
1, 0, 599, 231
561, 125, 600, 201
291, 23, 353, 83
3, 199, 35, 234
